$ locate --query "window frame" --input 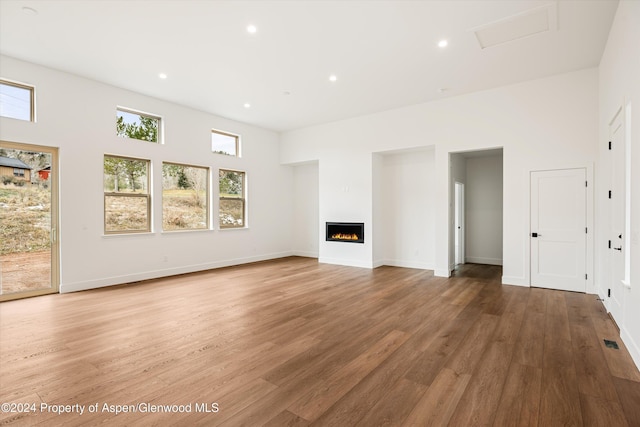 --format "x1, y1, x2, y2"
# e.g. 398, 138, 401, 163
116, 106, 162, 144
0, 78, 35, 122
103, 154, 151, 235
218, 169, 246, 229
211, 129, 240, 157
161, 161, 210, 232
